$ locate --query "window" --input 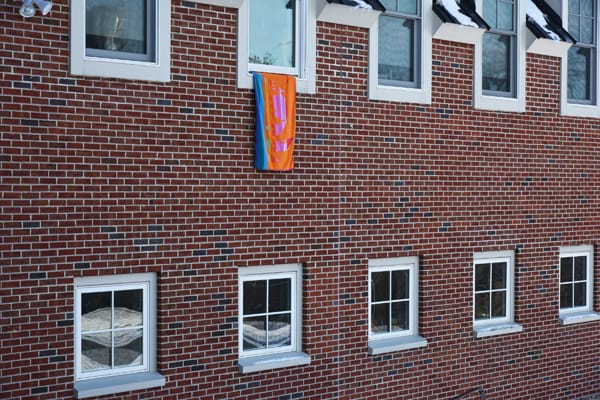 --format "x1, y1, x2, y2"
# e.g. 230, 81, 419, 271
482, 0, 516, 95
472, 251, 522, 338
367, 257, 426, 355
70, 0, 171, 82
474, 0, 526, 112
73, 273, 164, 399
369, 0, 432, 103
559, 245, 600, 325
568, 0, 596, 104
237, 0, 317, 93
238, 264, 310, 373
